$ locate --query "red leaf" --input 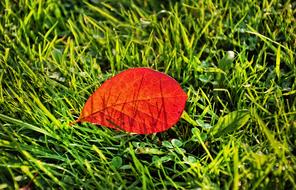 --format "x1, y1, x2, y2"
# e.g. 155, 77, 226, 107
75, 68, 187, 134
